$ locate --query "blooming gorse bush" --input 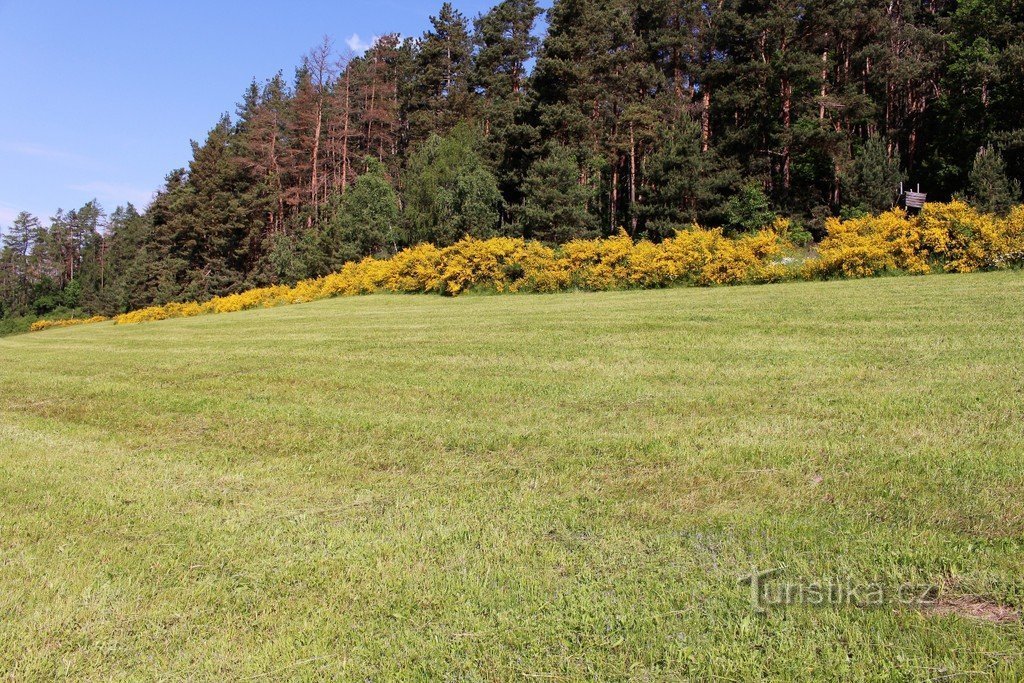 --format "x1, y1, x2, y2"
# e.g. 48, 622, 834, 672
29, 316, 109, 332
25, 202, 1023, 332
805, 201, 1024, 279
112, 225, 790, 325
